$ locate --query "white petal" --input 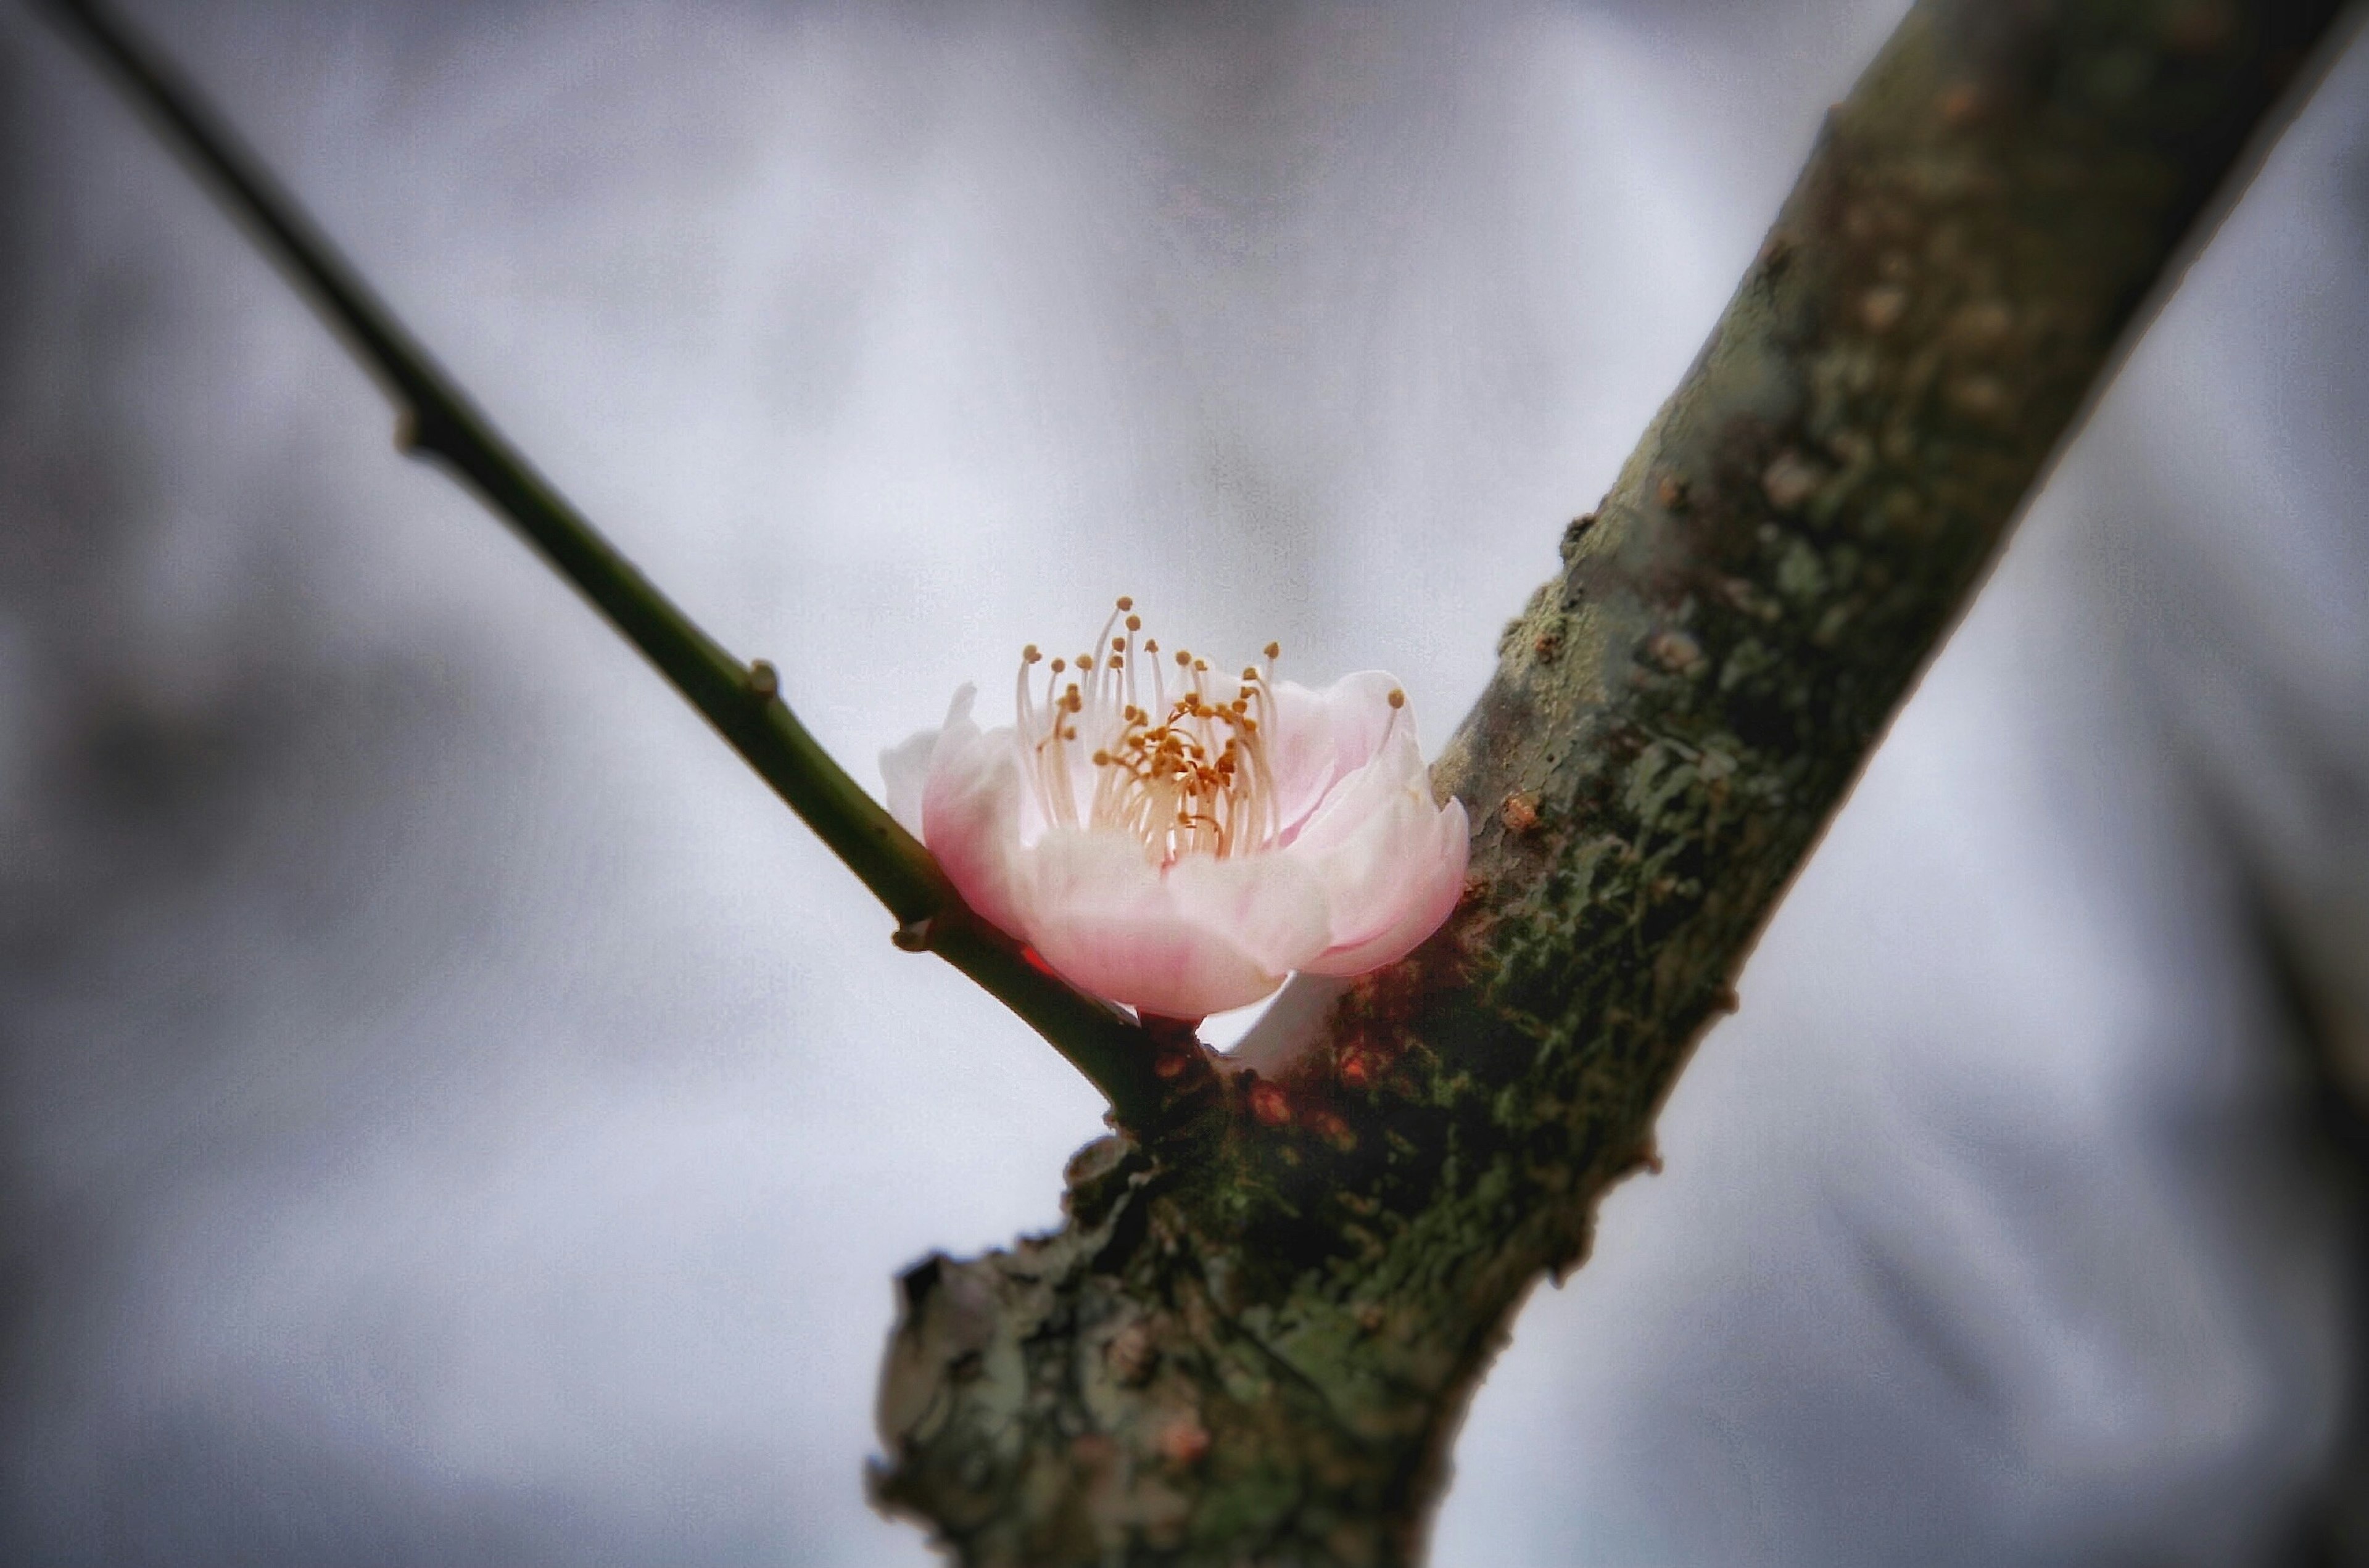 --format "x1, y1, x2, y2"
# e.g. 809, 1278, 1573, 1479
1014, 829, 1329, 1019
879, 727, 939, 839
